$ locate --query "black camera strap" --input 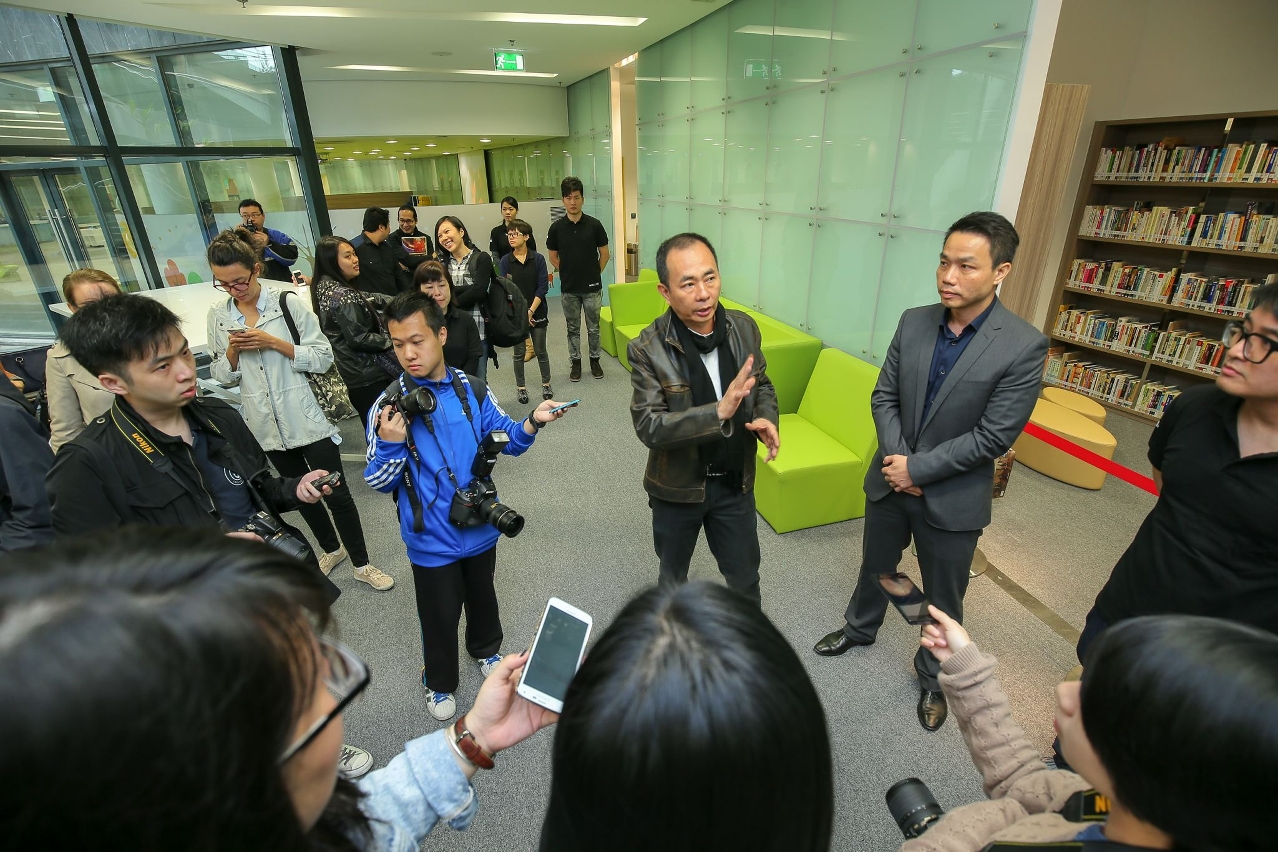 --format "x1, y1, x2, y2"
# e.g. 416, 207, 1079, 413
109, 406, 226, 528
